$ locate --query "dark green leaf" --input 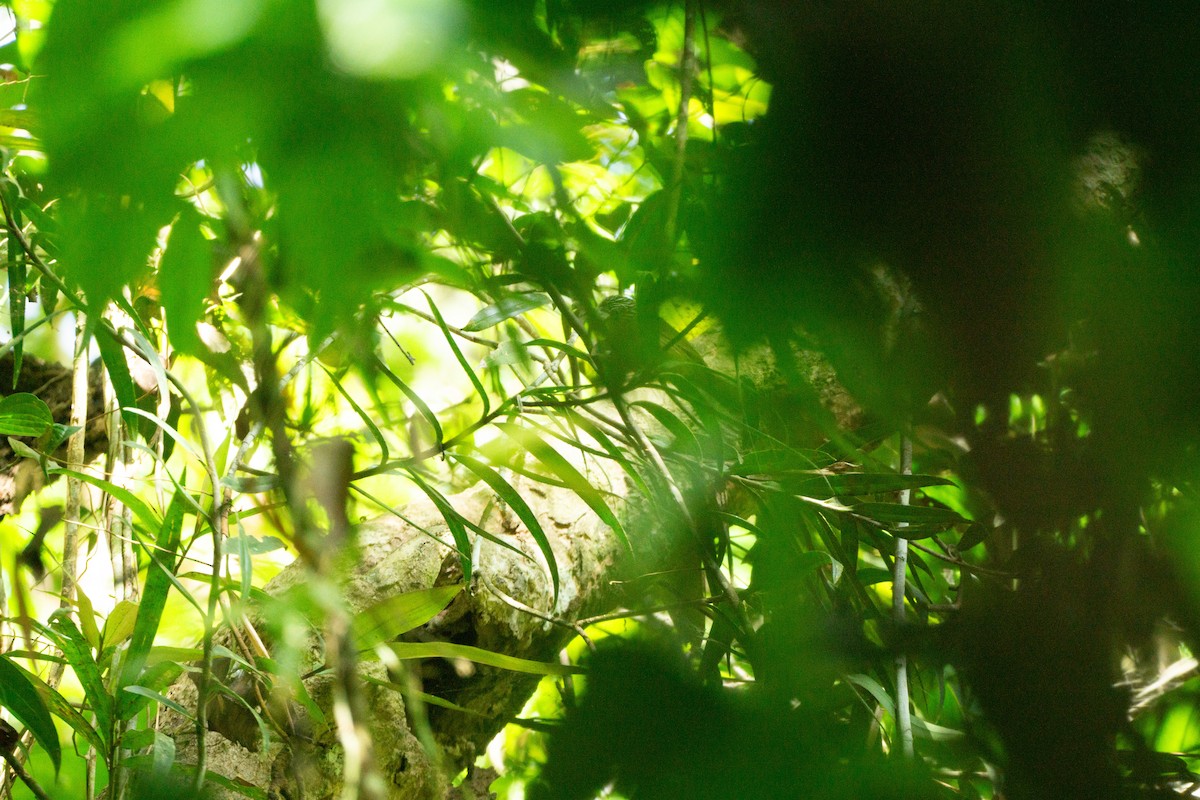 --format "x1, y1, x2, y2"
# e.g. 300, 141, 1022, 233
45, 610, 113, 749
96, 327, 143, 429
404, 469, 472, 581
0, 655, 62, 771
0, 392, 52, 436
454, 453, 561, 603
495, 421, 628, 551
119, 490, 182, 720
